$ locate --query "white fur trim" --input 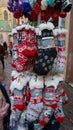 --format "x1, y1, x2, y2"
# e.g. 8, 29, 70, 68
12, 28, 17, 34
11, 70, 19, 78
10, 75, 27, 91
45, 74, 64, 89
39, 23, 48, 30
39, 22, 54, 31
35, 28, 41, 35
47, 22, 54, 30
16, 24, 35, 32
53, 29, 59, 36
53, 28, 68, 36
25, 73, 31, 83
29, 75, 44, 90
